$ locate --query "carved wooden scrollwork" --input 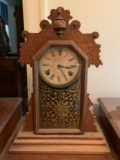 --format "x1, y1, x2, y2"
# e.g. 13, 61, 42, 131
19, 7, 102, 68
